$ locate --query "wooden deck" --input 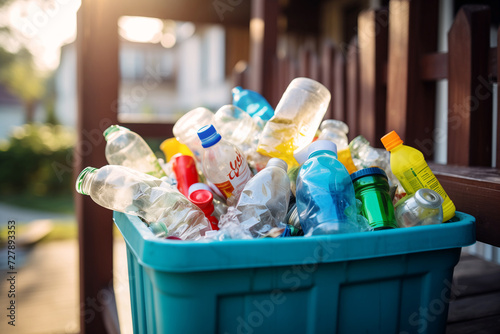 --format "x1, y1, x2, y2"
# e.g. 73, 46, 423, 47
1, 239, 499, 334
